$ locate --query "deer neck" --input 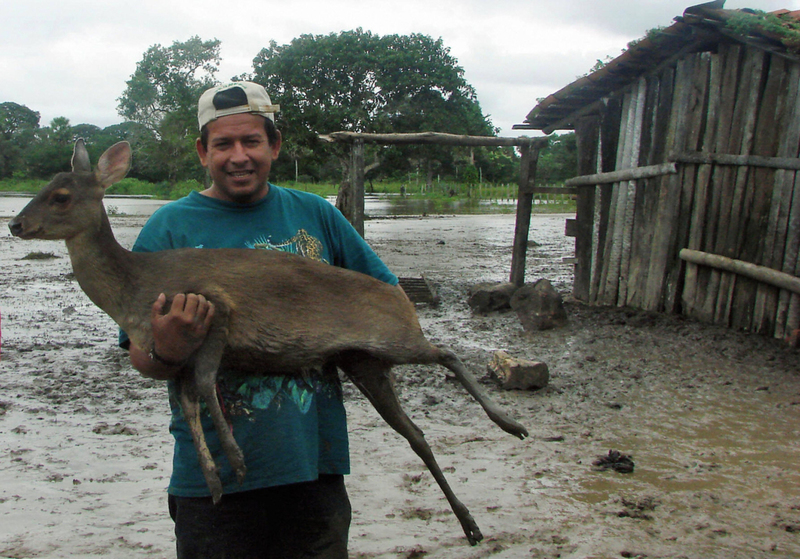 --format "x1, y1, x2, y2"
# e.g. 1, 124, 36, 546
64, 211, 138, 323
